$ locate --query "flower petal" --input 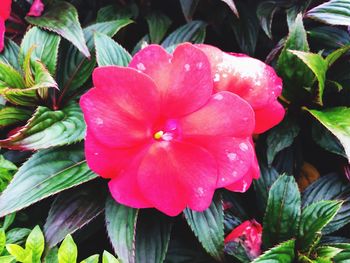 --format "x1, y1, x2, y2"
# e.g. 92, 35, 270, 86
196, 44, 284, 133
254, 101, 285, 134
129, 43, 213, 117
80, 66, 160, 147
0, 18, 5, 53
27, 0, 44, 17
225, 165, 255, 193
137, 141, 217, 216
0, 0, 11, 19
190, 137, 255, 188
179, 91, 255, 138
84, 130, 145, 179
